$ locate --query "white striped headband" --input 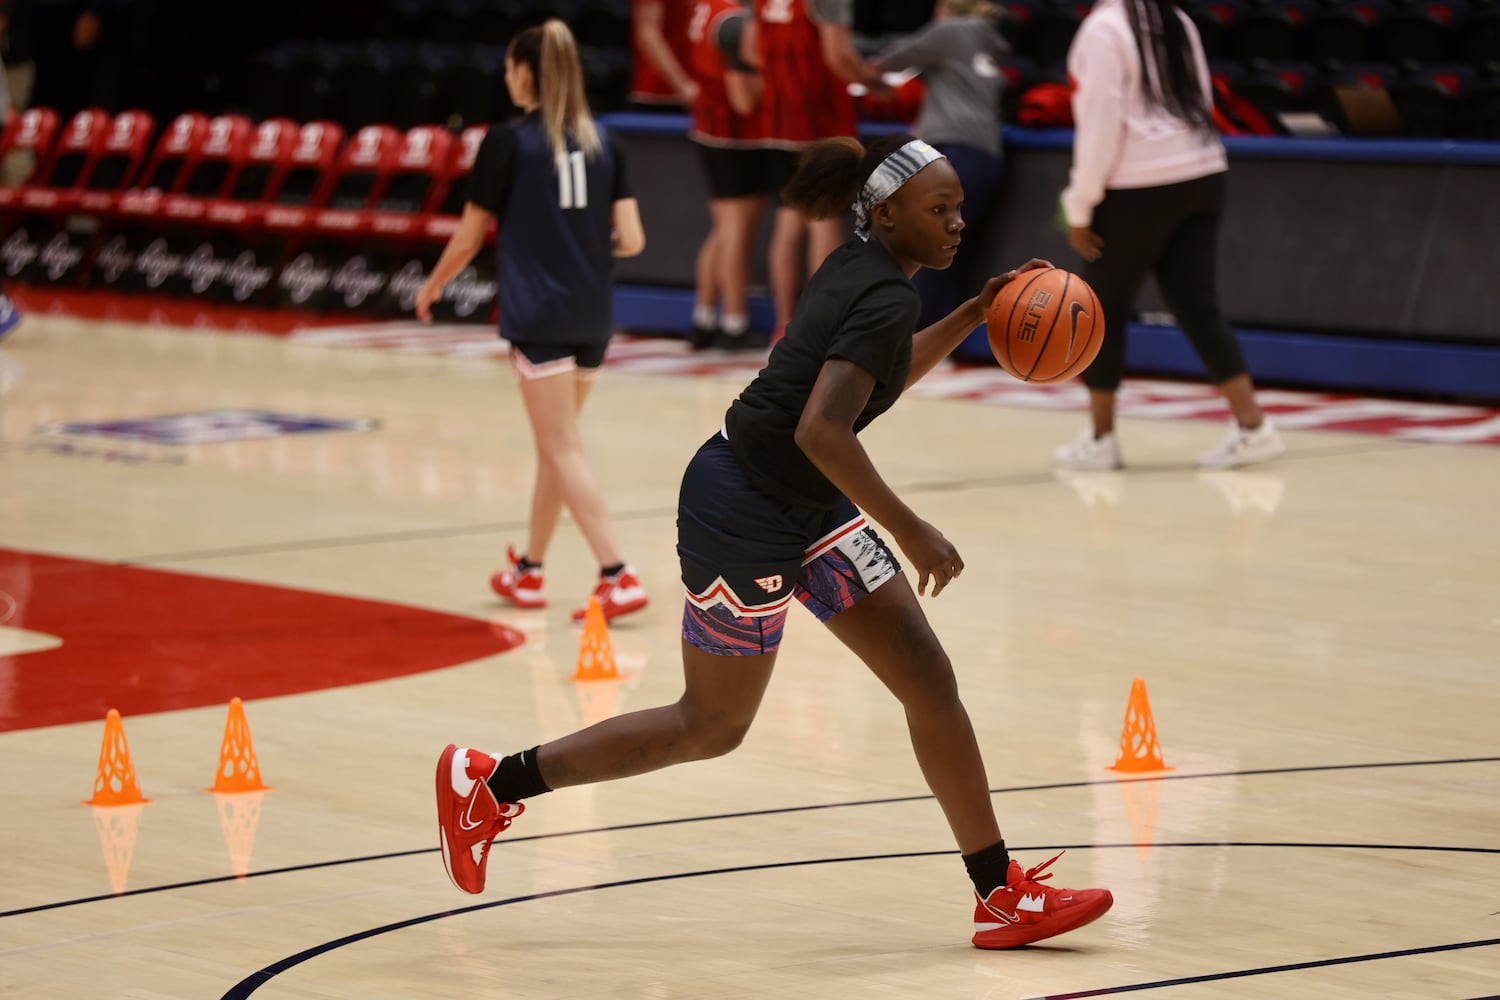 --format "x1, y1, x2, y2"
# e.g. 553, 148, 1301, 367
853, 139, 947, 242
